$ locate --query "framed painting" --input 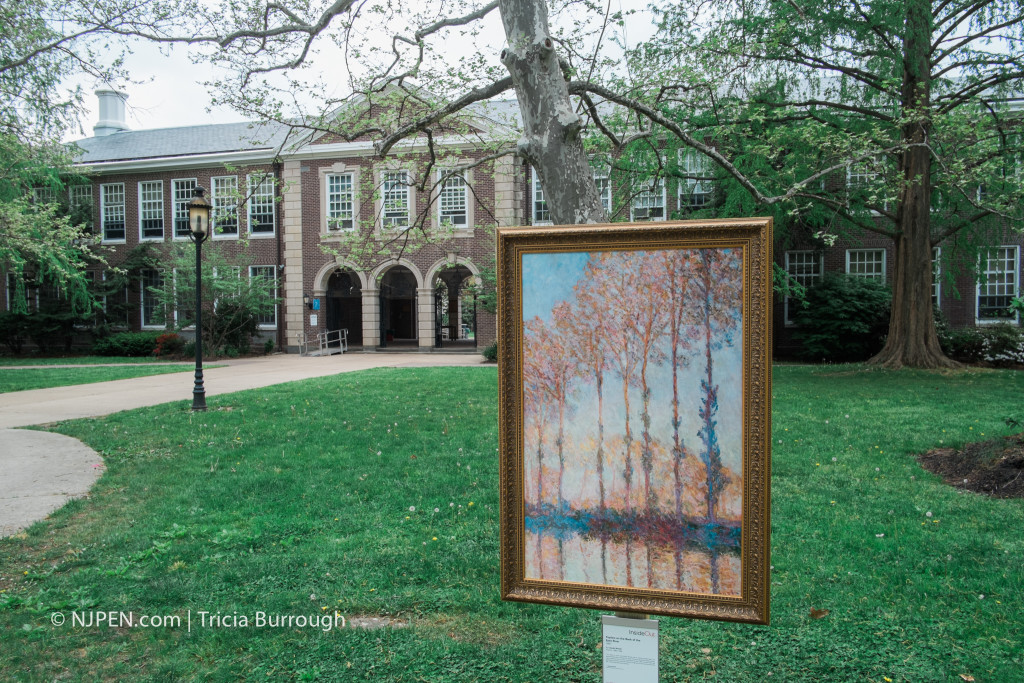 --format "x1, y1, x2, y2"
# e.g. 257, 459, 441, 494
497, 218, 772, 624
